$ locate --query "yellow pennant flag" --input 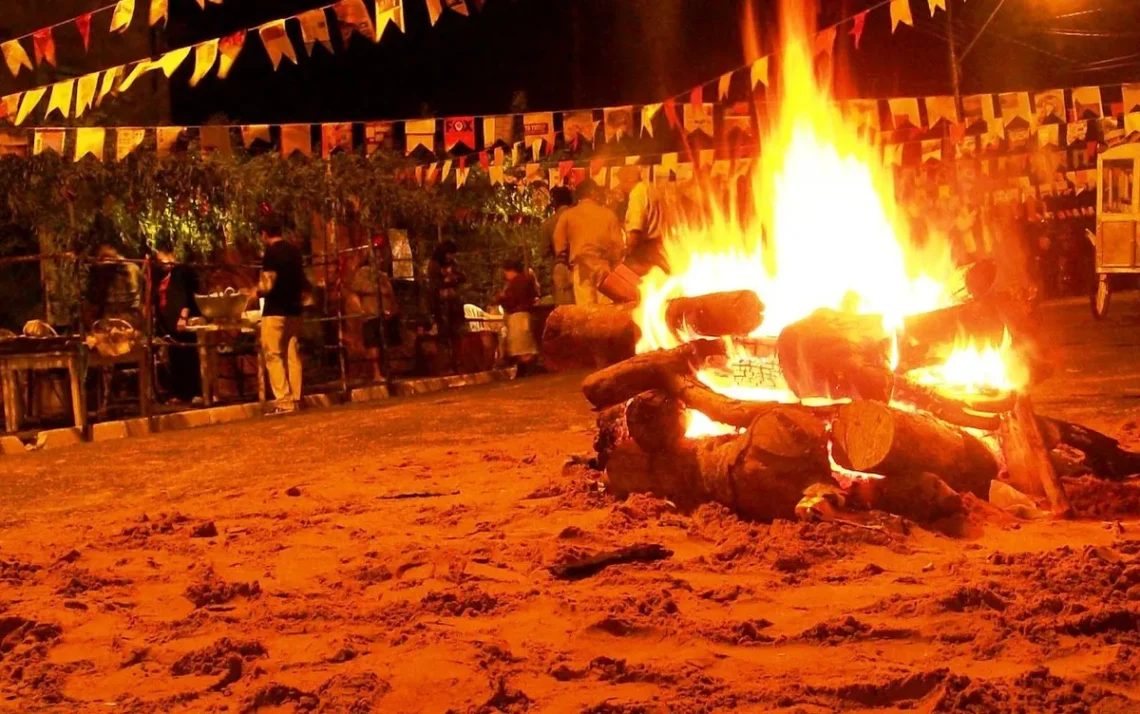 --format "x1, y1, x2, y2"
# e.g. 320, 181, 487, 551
149, 0, 169, 26
488, 166, 504, 185
15, 88, 46, 125
281, 124, 312, 157
75, 128, 106, 162
641, 103, 661, 137
298, 9, 333, 55
98, 66, 123, 105
75, 73, 99, 117
717, 72, 732, 101
34, 130, 66, 156
190, 39, 219, 86
891, 0, 914, 32
259, 20, 297, 70
334, 0, 376, 45
425, 0, 443, 25
45, 80, 75, 120
111, 0, 136, 33
116, 128, 146, 161
928, 0, 947, 14
456, 166, 469, 188
155, 47, 191, 77
156, 127, 183, 156
1, 41, 33, 77
750, 56, 769, 89
118, 61, 154, 93
376, 0, 405, 38
241, 124, 270, 147
405, 119, 436, 154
